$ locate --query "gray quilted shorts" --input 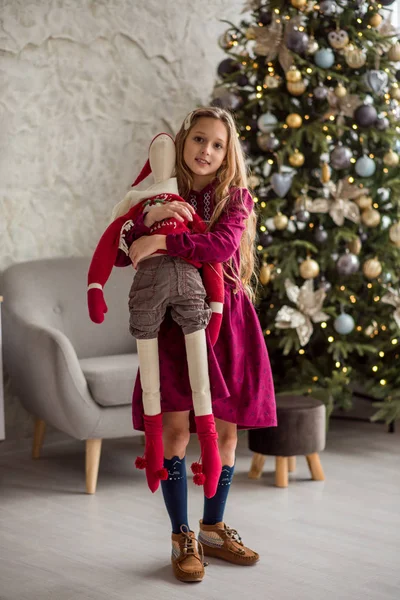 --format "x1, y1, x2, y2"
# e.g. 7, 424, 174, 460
128, 255, 212, 339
